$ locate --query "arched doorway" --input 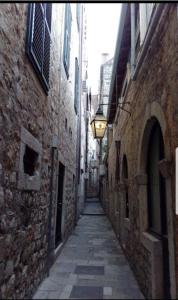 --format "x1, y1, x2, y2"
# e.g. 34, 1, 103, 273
146, 119, 170, 299
119, 154, 130, 247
